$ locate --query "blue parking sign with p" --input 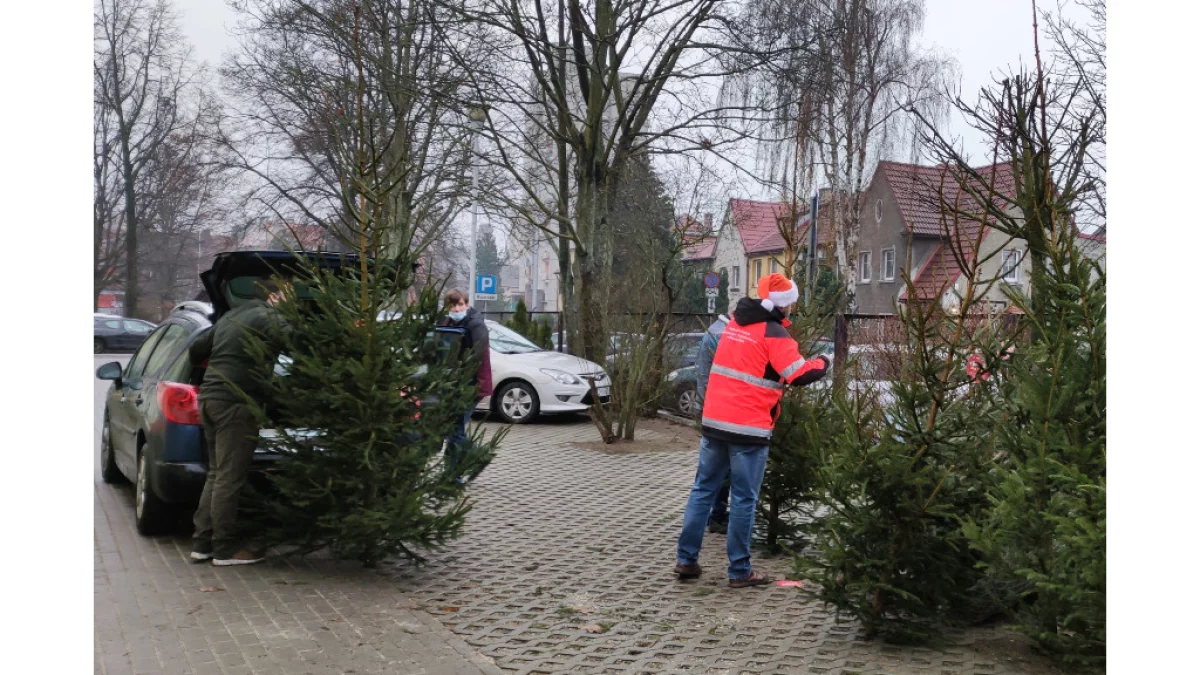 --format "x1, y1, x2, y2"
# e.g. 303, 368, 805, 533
476, 274, 498, 299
